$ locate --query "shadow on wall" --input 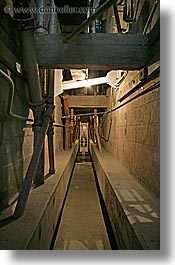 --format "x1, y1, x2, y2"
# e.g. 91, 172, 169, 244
117, 188, 160, 249
0, 69, 29, 211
